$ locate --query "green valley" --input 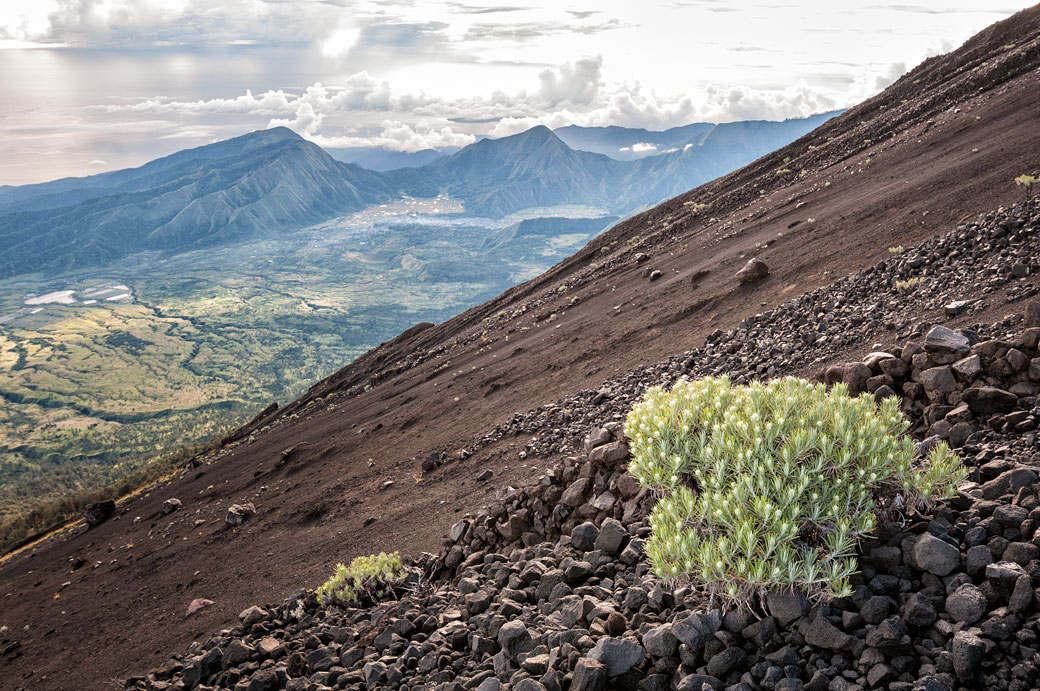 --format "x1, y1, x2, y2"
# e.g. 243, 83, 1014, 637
0, 199, 615, 528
